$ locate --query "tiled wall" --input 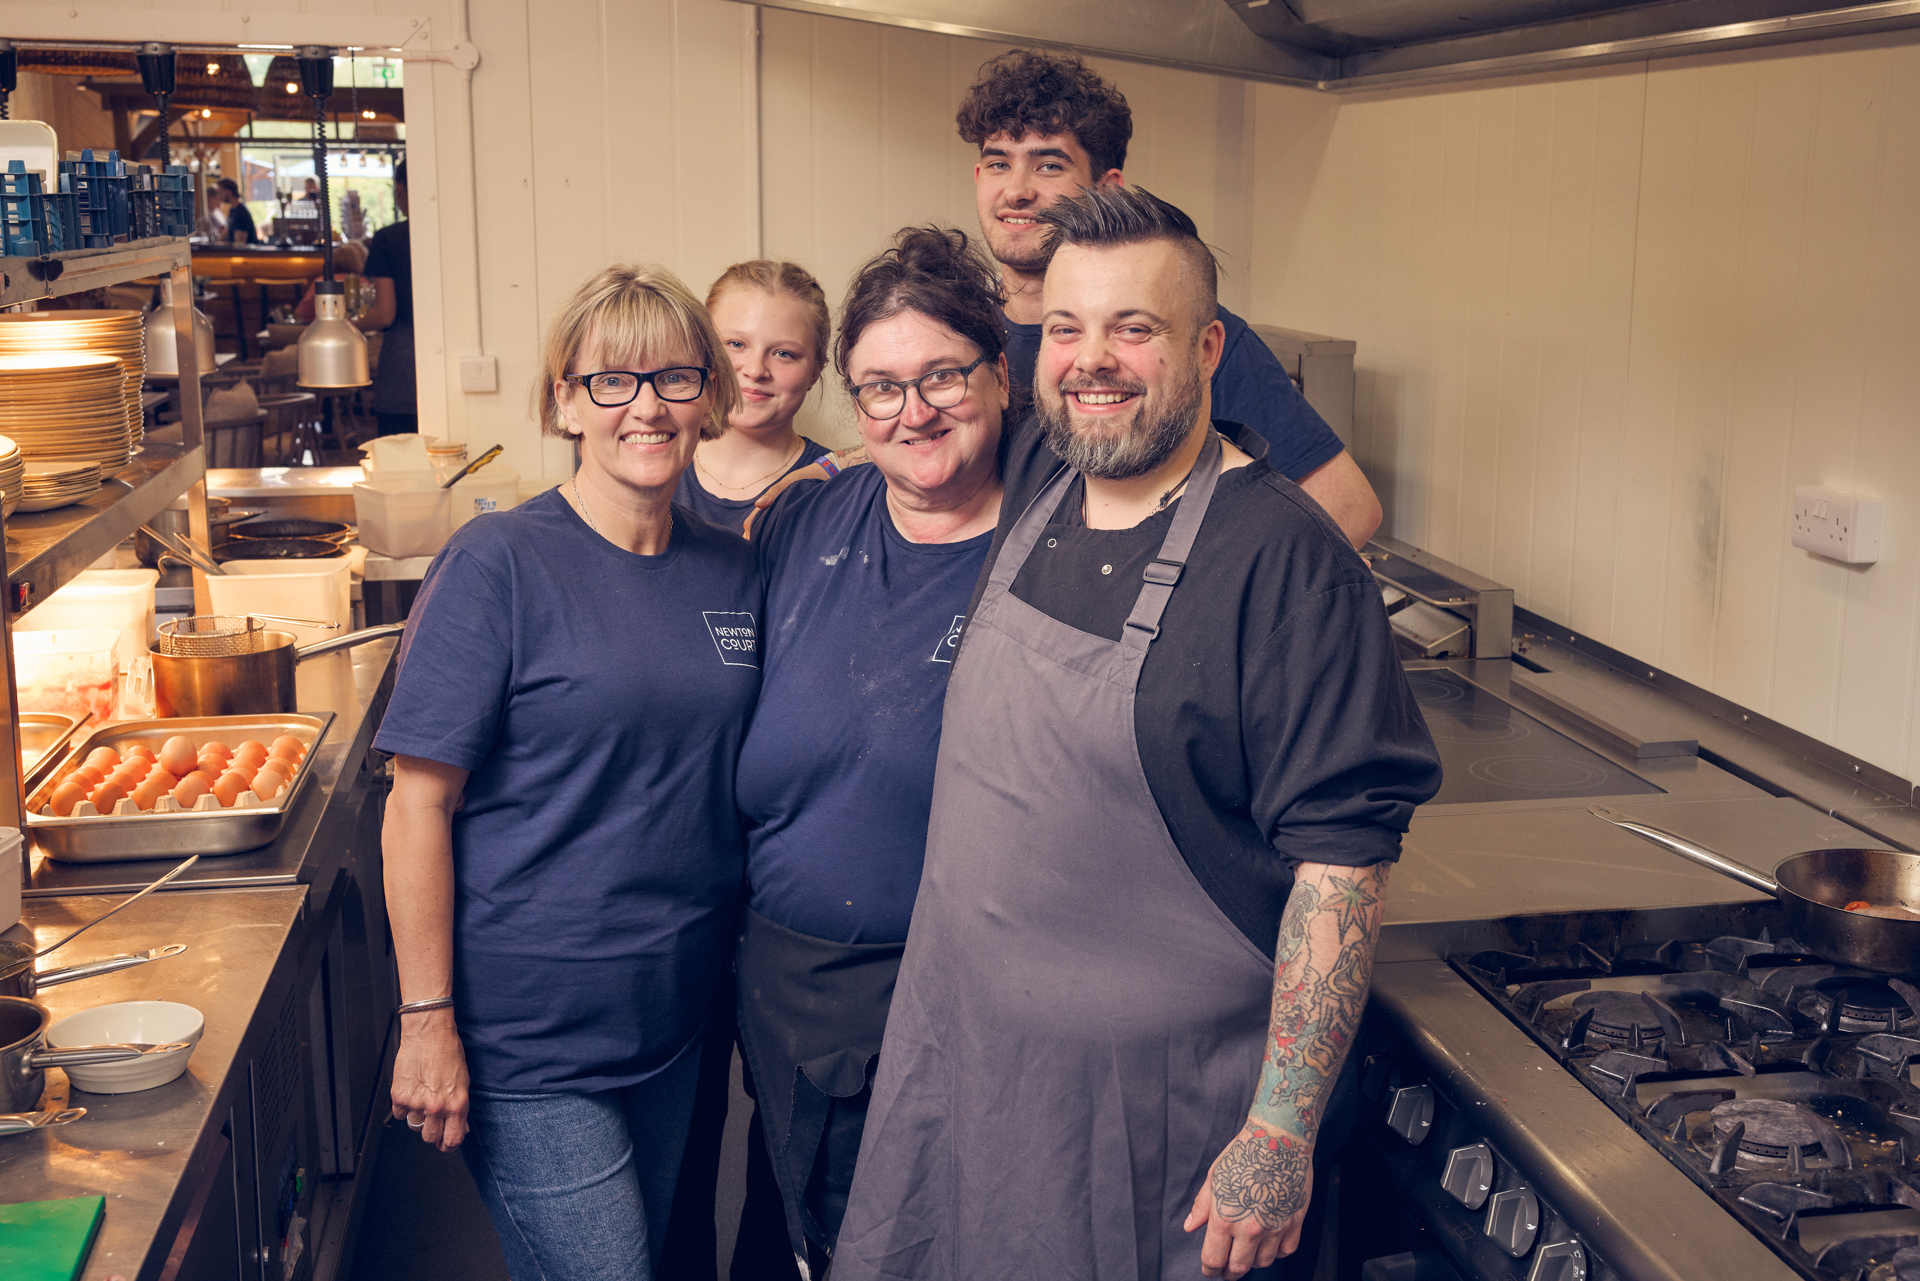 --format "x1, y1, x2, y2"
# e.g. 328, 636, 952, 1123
1254, 35, 1920, 781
